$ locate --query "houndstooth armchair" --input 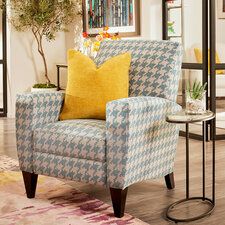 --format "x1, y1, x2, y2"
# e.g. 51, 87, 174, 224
16, 40, 182, 218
